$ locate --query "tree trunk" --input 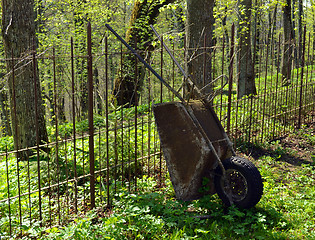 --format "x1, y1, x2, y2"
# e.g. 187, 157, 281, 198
186, 0, 215, 96
72, 0, 88, 116
292, 0, 298, 67
113, 0, 176, 106
2, 0, 48, 159
253, 0, 260, 67
281, 0, 294, 85
237, 0, 257, 98
298, 0, 303, 67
